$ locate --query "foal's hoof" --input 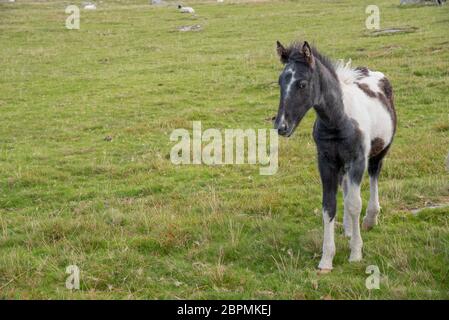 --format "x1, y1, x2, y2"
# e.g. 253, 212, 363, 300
317, 268, 332, 275
362, 218, 377, 231
348, 252, 363, 262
